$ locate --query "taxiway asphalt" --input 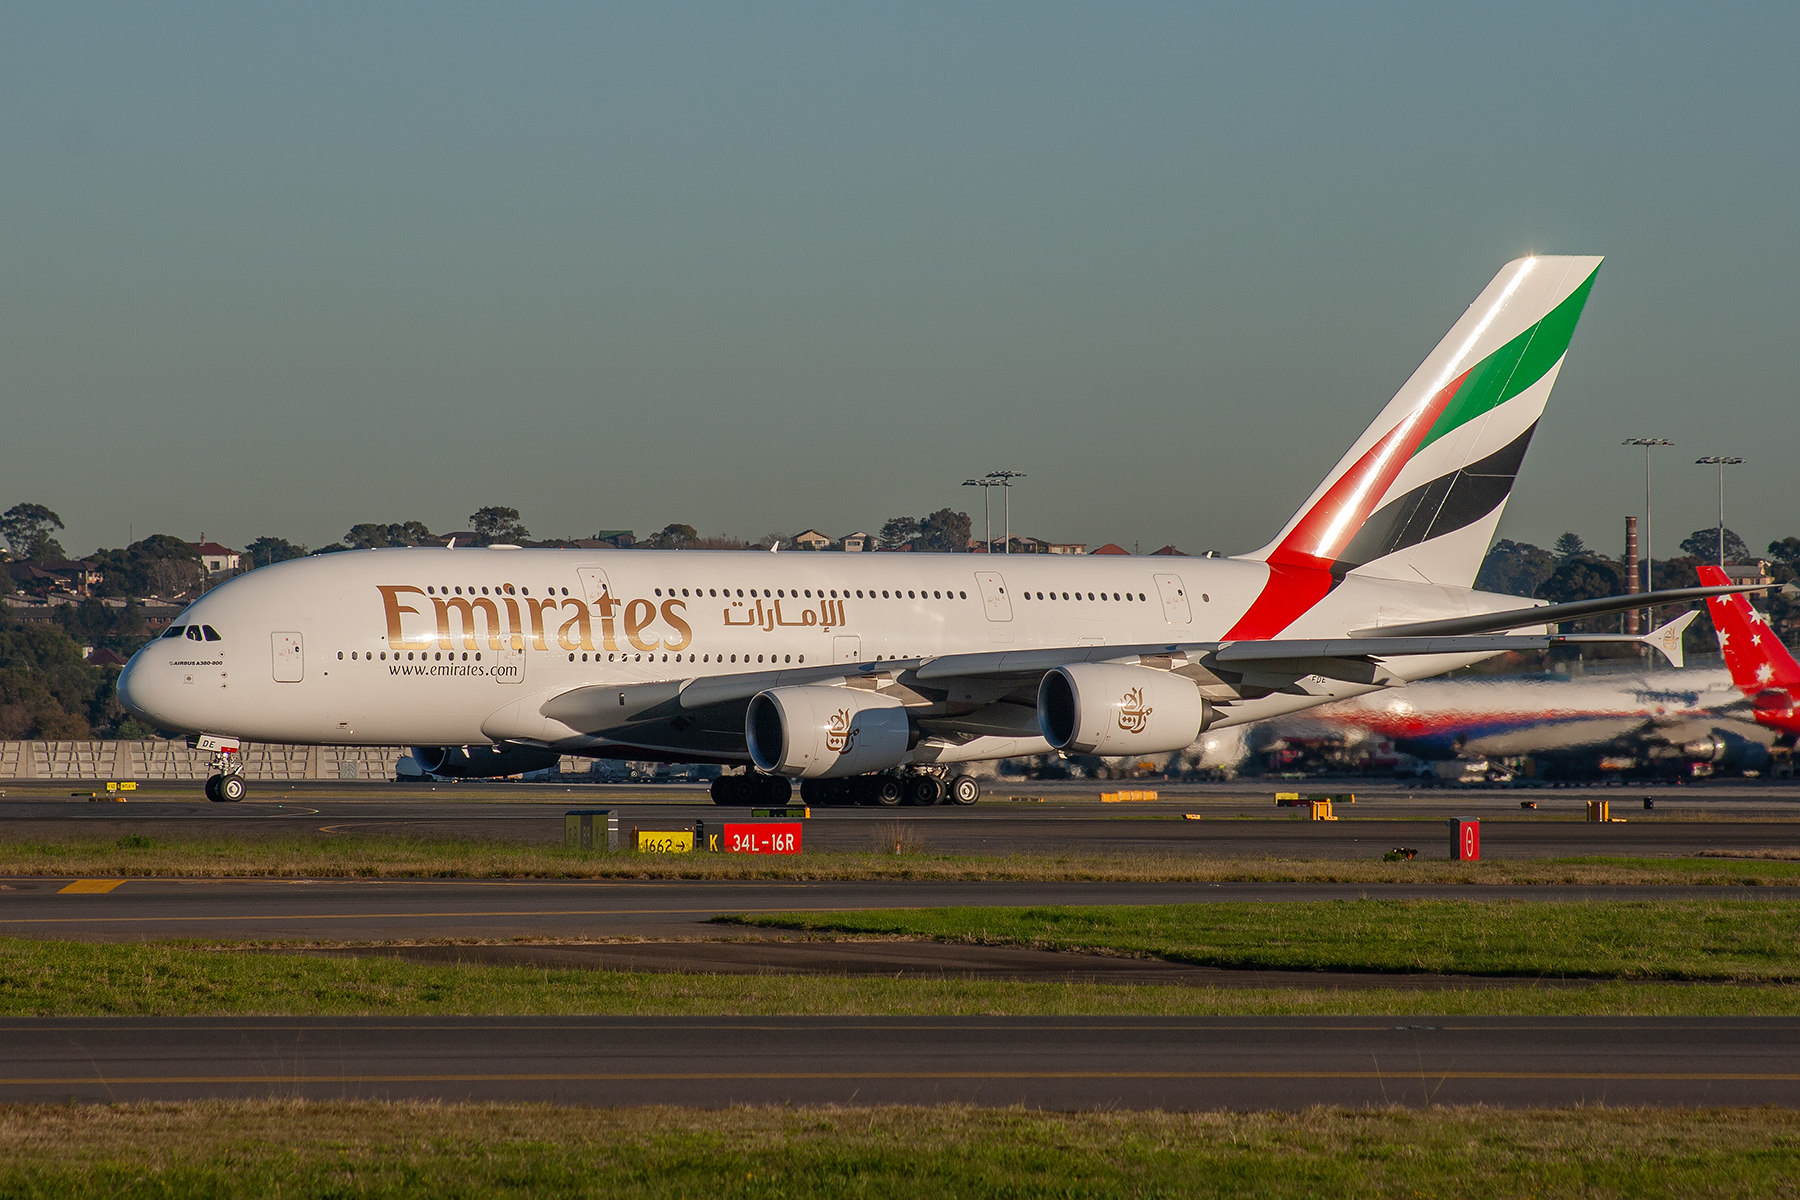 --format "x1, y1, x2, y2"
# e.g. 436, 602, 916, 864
4, 877, 1797, 942
3, 778, 1799, 861
1, 1016, 1792, 1108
